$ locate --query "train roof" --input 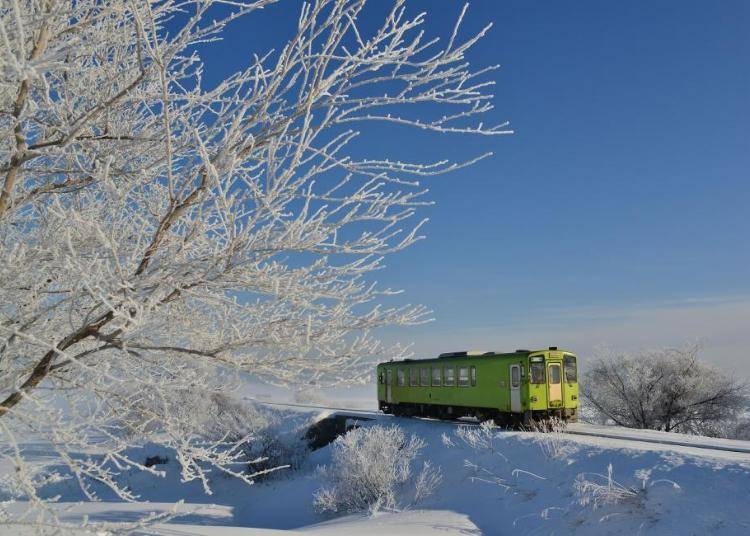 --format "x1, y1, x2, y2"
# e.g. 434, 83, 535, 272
378, 347, 576, 367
